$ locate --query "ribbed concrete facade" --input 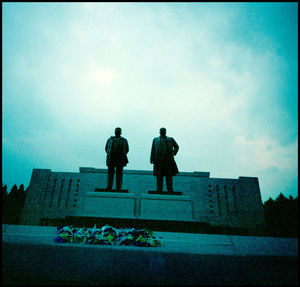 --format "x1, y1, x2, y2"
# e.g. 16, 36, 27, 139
21, 167, 265, 230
